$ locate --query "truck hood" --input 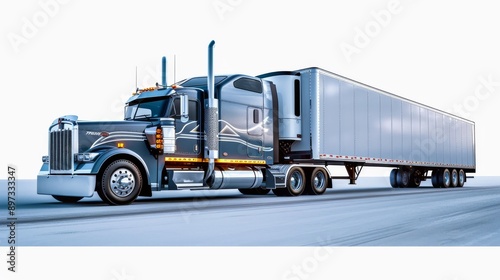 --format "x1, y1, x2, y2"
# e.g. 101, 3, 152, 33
77, 120, 152, 152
